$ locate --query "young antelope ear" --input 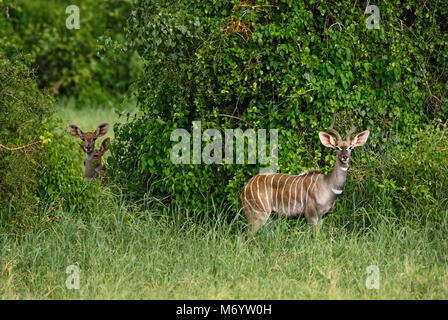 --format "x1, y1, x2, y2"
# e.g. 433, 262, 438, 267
319, 132, 336, 149
95, 123, 109, 138
351, 130, 370, 148
100, 137, 110, 153
68, 124, 84, 139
